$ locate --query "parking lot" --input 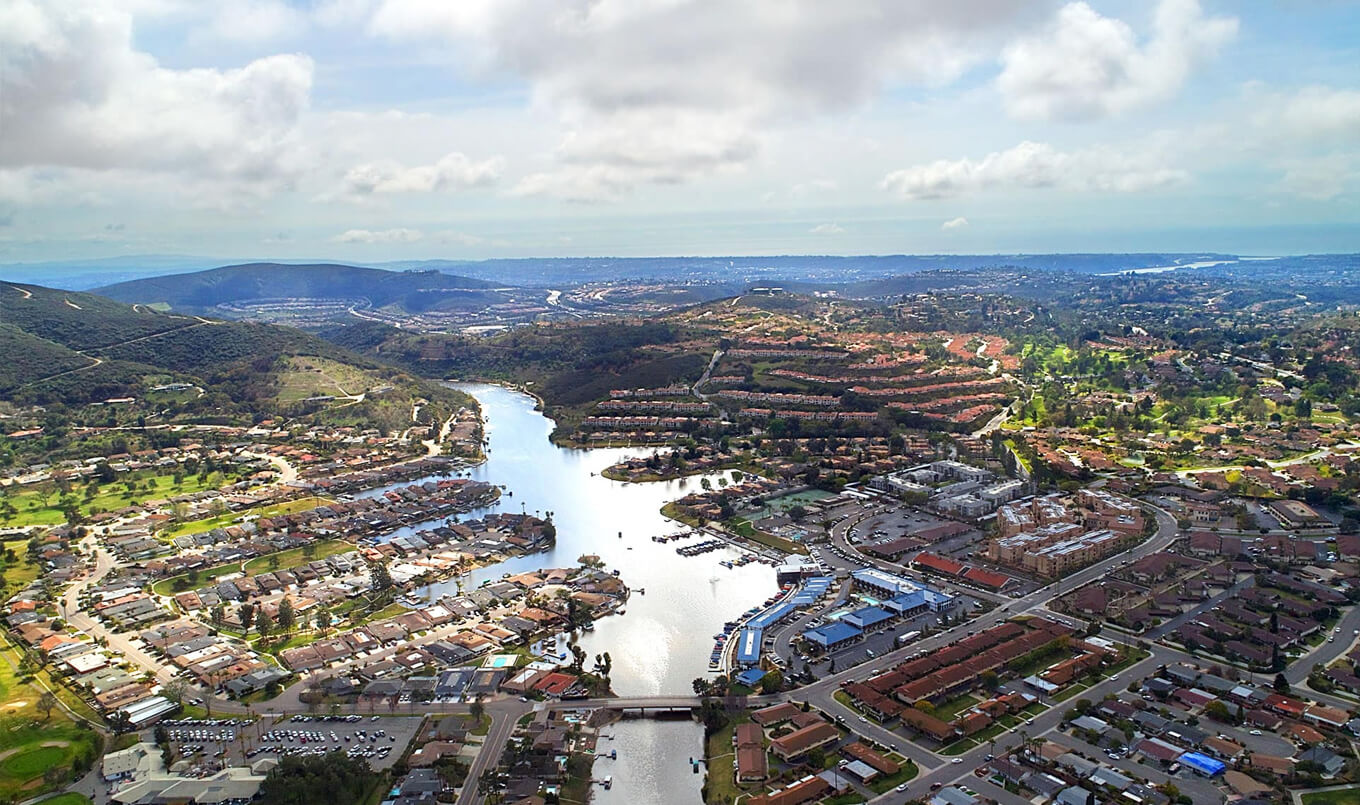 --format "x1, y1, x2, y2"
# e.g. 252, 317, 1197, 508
157, 714, 423, 772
